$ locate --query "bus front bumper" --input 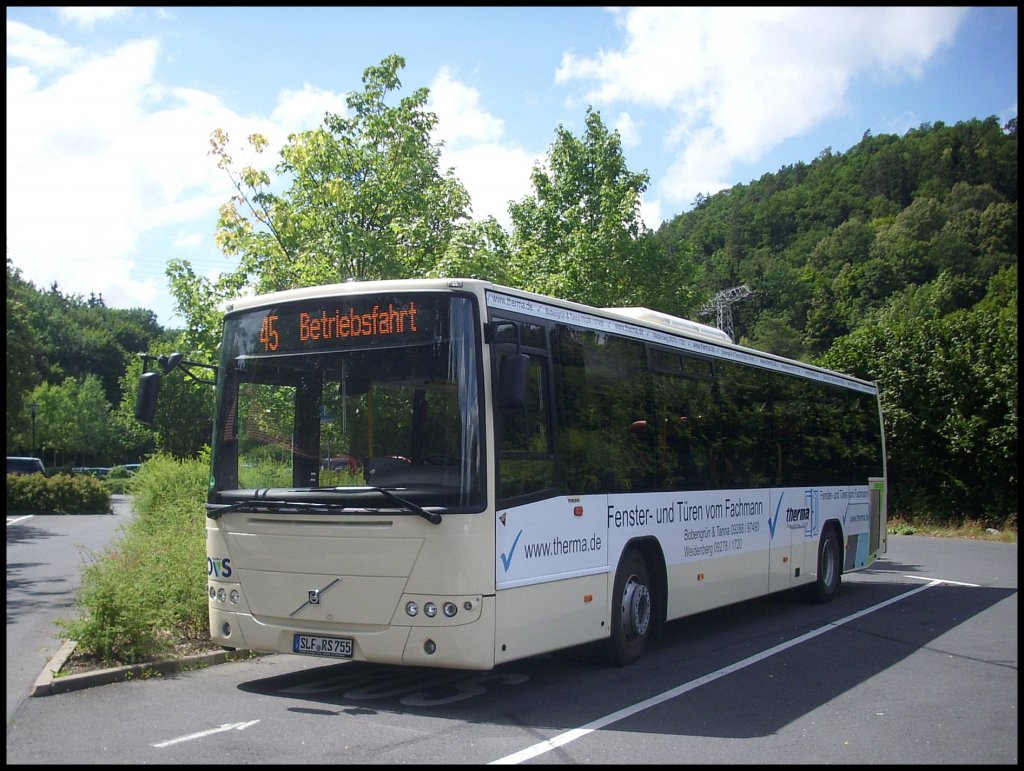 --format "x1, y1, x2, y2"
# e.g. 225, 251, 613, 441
209, 597, 497, 670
